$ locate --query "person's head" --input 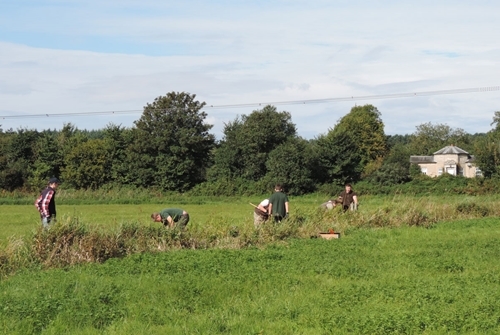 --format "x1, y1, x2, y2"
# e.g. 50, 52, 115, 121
48, 177, 61, 189
274, 184, 283, 192
151, 213, 162, 222
345, 183, 352, 192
